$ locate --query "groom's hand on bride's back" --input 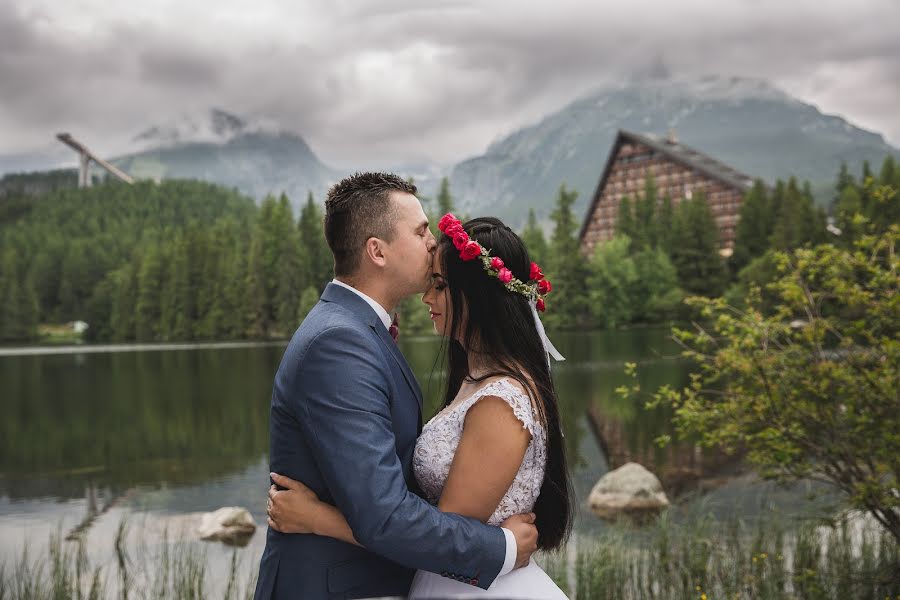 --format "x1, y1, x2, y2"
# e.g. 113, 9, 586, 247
501, 512, 538, 569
